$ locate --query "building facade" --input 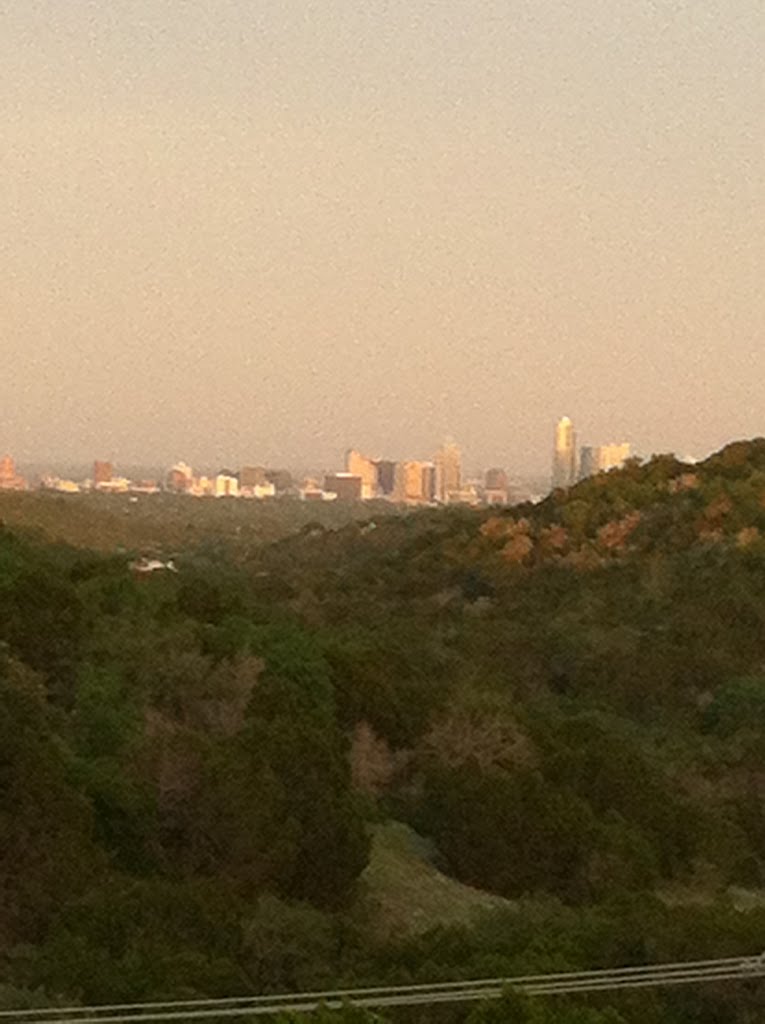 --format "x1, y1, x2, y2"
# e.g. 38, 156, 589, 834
93, 460, 114, 488
0, 455, 26, 491
374, 460, 396, 496
214, 472, 239, 497
394, 460, 427, 503
552, 417, 577, 489
166, 461, 193, 492
484, 467, 509, 505
421, 462, 437, 502
598, 442, 632, 473
346, 450, 378, 499
324, 473, 362, 501
435, 440, 462, 503
579, 442, 632, 479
